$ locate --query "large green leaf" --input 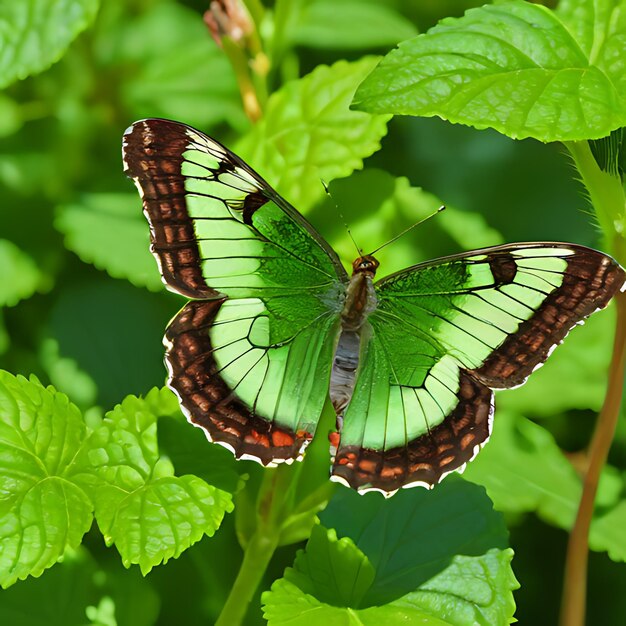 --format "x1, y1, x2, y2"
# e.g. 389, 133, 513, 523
0, 0, 99, 88
0, 372, 93, 588
264, 477, 517, 624
238, 58, 391, 212
71, 389, 234, 575
353, 0, 626, 141
55, 193, 163, 291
